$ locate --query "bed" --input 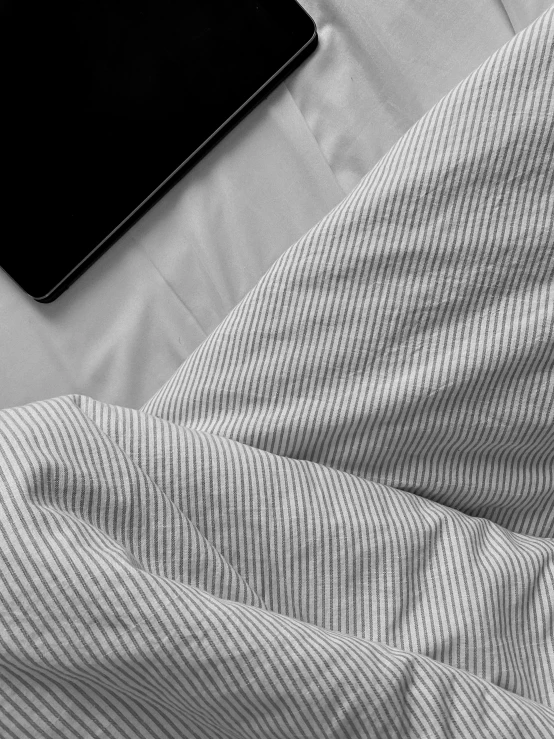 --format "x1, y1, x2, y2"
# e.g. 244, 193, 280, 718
0, 0, 549, 412
2, 2, 554, 738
